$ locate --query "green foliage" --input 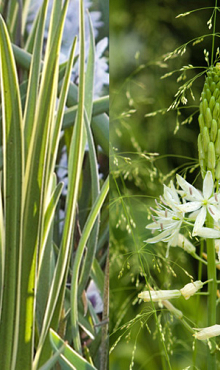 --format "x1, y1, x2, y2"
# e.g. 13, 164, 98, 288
0, 0, 109, 369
